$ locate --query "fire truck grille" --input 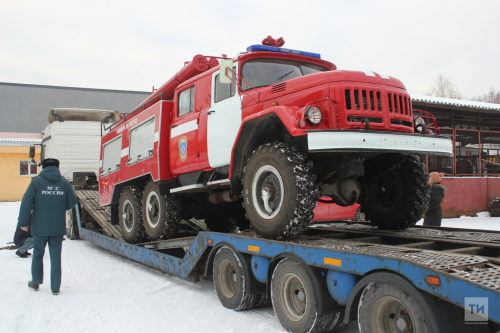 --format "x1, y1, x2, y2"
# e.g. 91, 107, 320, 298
387, 92, 411, 116
345, 89, 382, 112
